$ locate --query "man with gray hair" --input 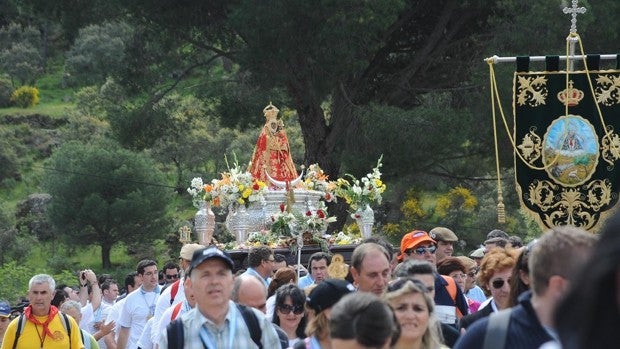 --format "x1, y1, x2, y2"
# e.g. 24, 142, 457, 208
1, 274, 83, 348
455, 226, 597, 349
60, 300, 100, 349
